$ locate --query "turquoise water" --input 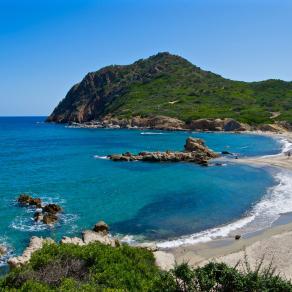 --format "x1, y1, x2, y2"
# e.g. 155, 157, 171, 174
0, 117, 283, 258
